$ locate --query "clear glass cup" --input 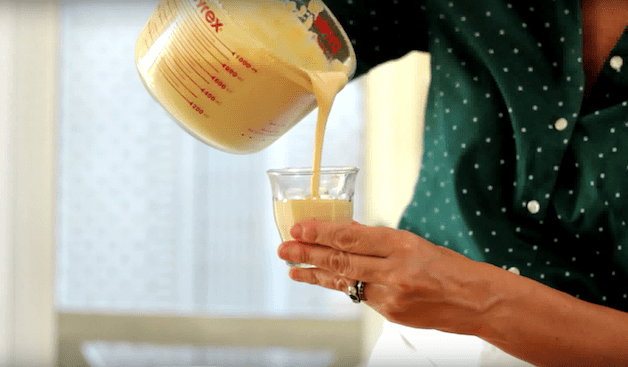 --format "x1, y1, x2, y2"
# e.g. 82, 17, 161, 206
267, 167, 358, 267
